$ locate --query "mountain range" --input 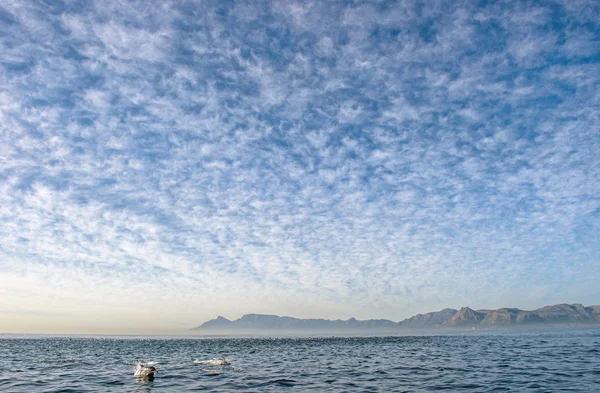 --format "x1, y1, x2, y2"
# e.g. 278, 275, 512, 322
192, 303, 600, 332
